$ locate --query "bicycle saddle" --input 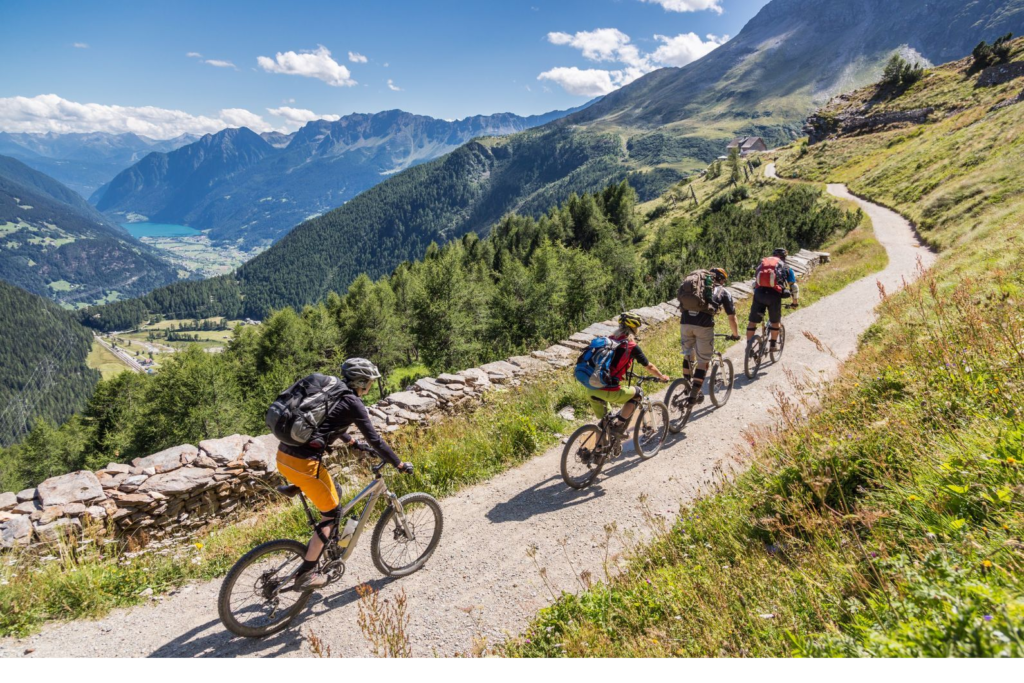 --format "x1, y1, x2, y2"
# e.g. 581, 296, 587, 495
276, 484, 302, 498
